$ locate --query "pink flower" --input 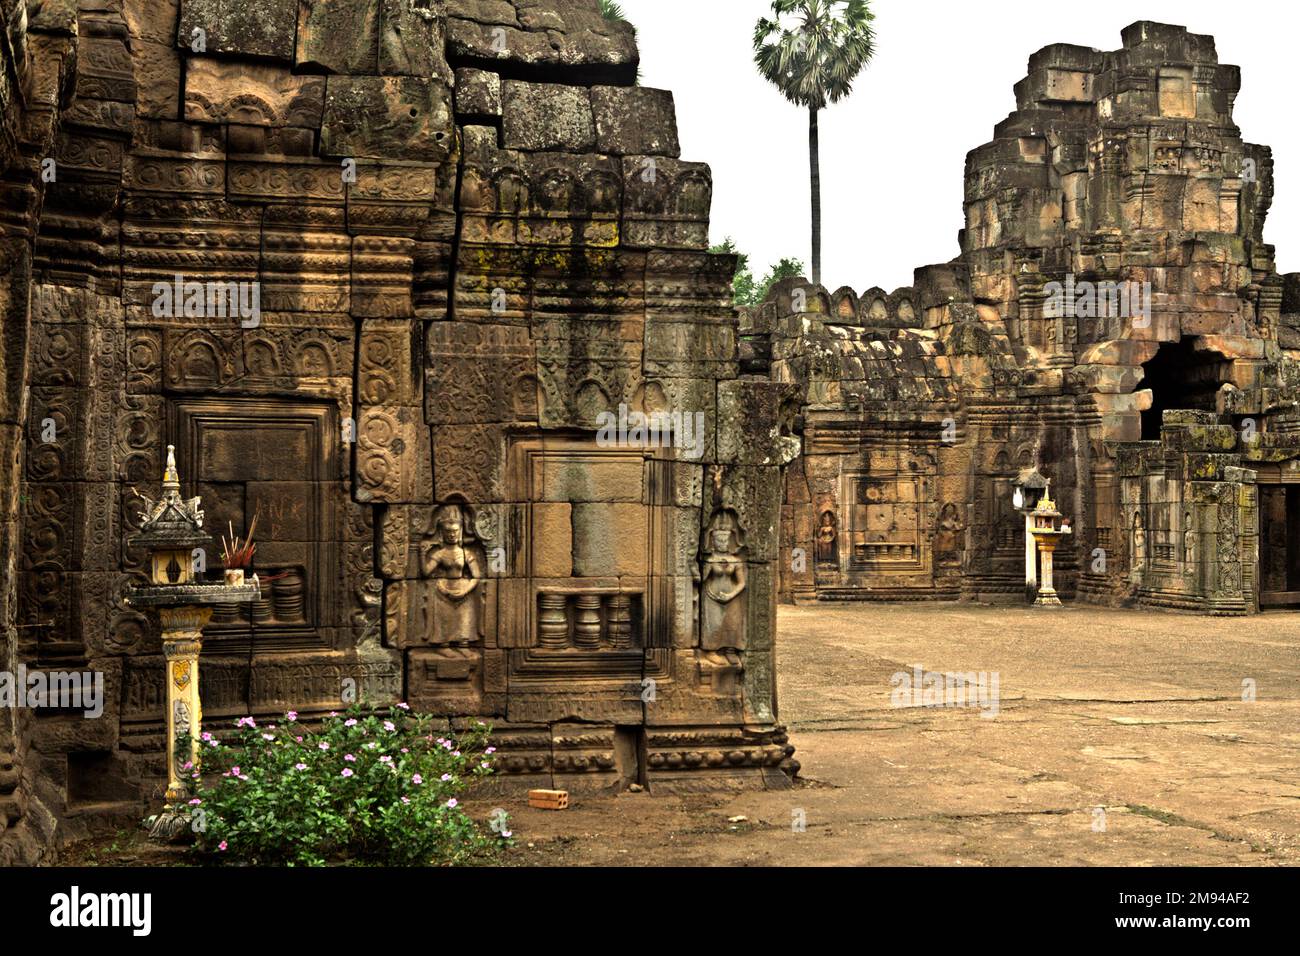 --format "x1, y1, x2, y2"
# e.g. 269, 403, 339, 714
218, 841, 228, 851
294, 763, 307, 771
236, 716, 256, 729
401, 748, 409, 754
401, 796, 411, 804
262, 734, 274, 741
341, 768, 354, 777
446, 798, 458, 809
319, 742, 330, 751
501, 830, 513, 838
344, 754, 356, 762
200, 732, 213, 742
181, 761, 193, 771
440, 773, 452, 782
329, 711, 339, 717
383, 721, 396, 732
485, 747, 496, 754
344, 718, 358, 727
411, 774, 423, 785
286, 711, 298, 722
231, 766, 241, 775
295, 736, 303, 743
396, 702, 410, 710
188, 798, 202, 806
380, 755, 393, 764
480, 761, 490, 769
